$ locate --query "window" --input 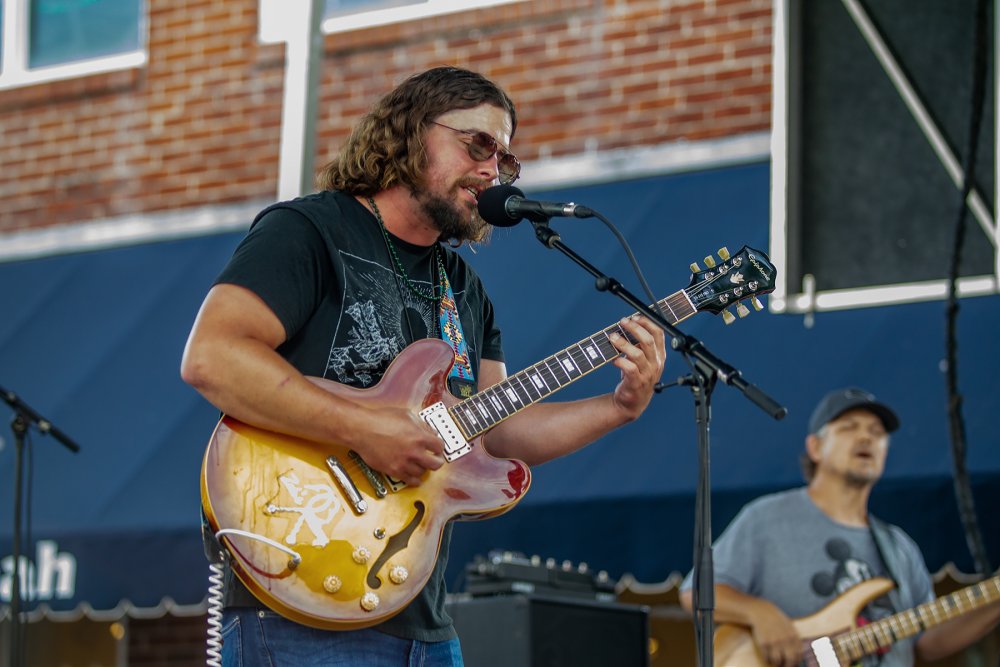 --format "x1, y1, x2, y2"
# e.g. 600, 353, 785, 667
0, 0, 146, 89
